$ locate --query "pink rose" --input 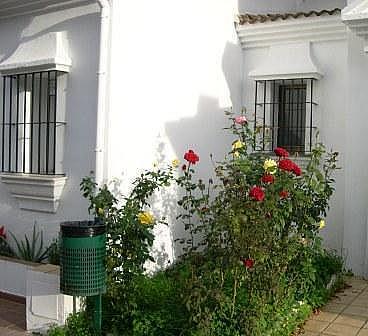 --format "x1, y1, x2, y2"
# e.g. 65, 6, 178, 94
235, 116, 247, 125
